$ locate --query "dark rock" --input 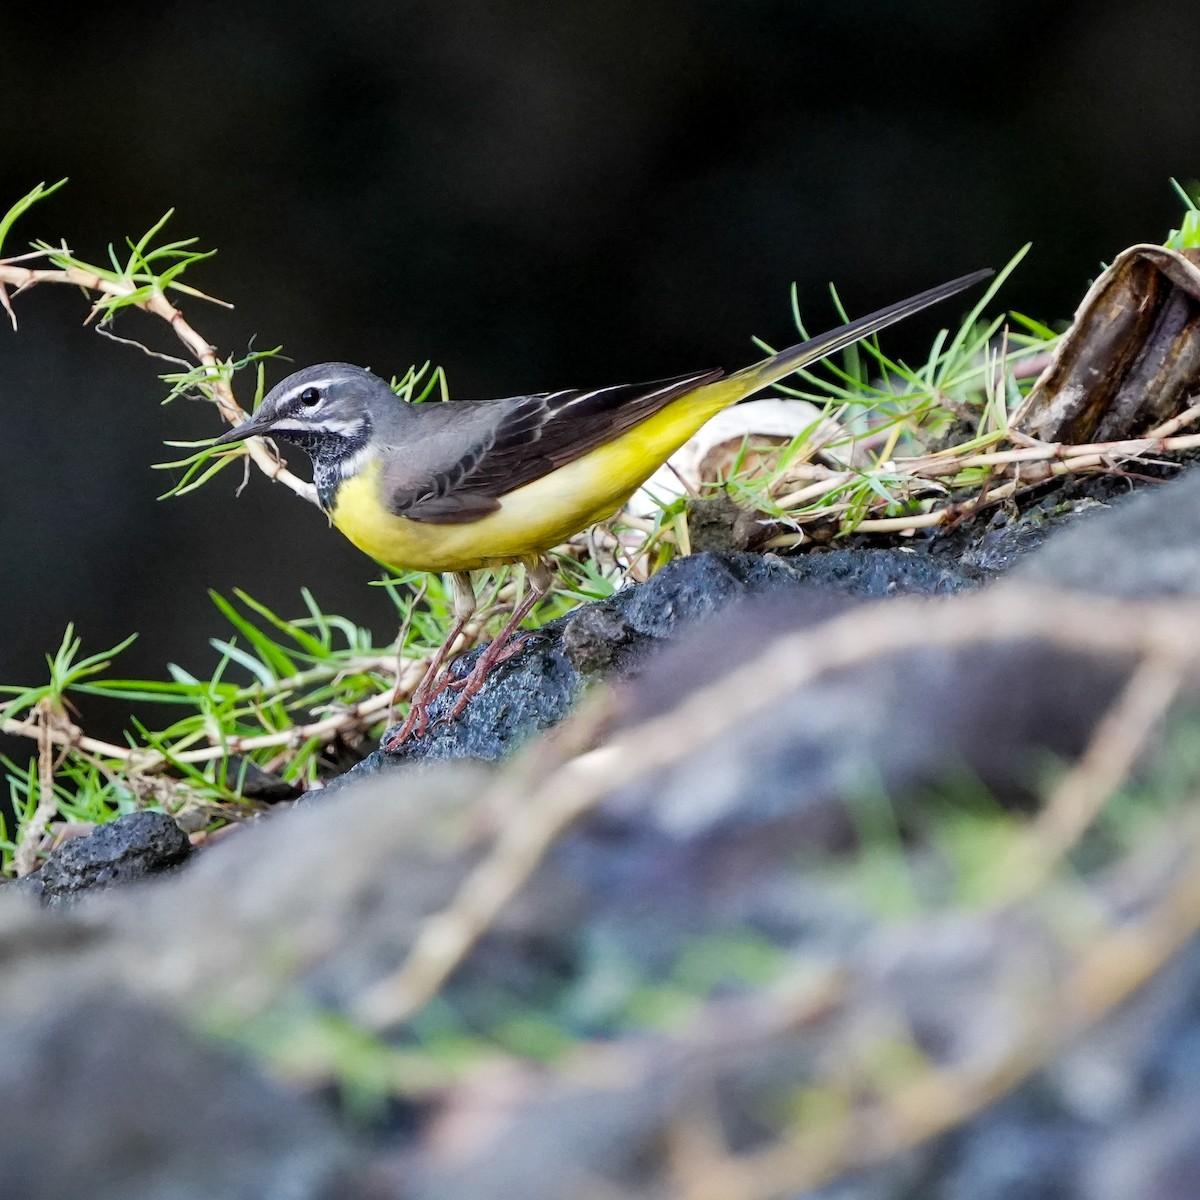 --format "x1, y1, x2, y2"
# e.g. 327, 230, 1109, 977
925, 470, 1158, 578
685, 492, 758, 552
18, 811, 192, 905
0, 683, 1197, 1199
5, 473, 1199, 1198
953, 499, 1086, 577
775, 546, 974, 597
606, 550, 791, 641
377, 627, 580, 764
0, 996, 355, 1200
1083, 1084, 1200, 1200
559, 602, 638, 675
1014, 468, 1200, 597
939, 1115, 1090, 1200
221, 755, 302, 802
369, 549, 976, 770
